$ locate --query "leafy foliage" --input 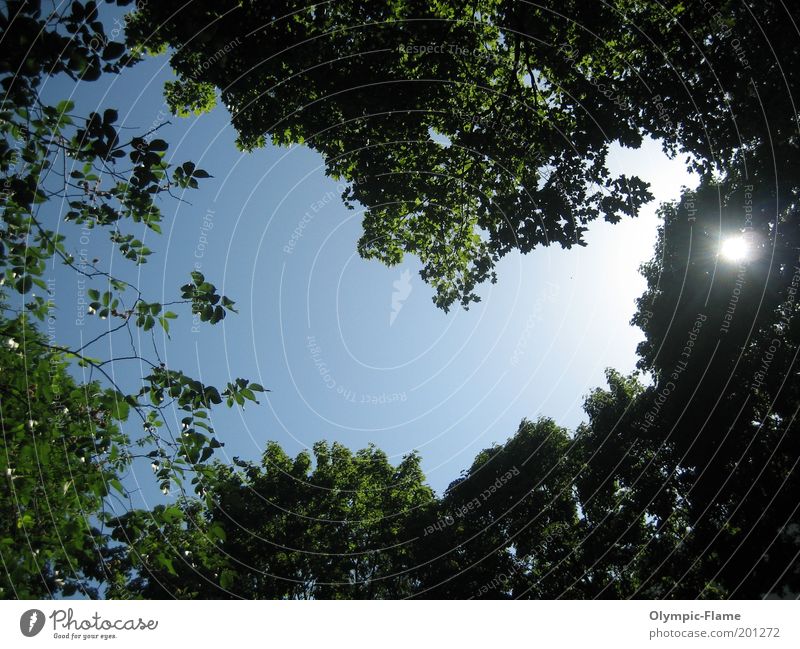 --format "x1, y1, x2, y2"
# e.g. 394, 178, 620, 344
2, 0, 798, 602
625, 179, 800, 598
0, 0, 266, 598
127, 0, 798, 309
0, 316, 130, 598
125, 0, 661, 310
108, 442, 434, 599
